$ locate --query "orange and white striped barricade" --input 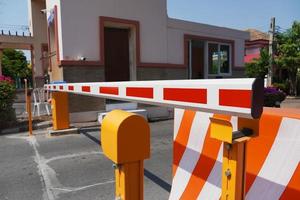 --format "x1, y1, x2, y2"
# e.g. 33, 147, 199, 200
170, 108, 300, 200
